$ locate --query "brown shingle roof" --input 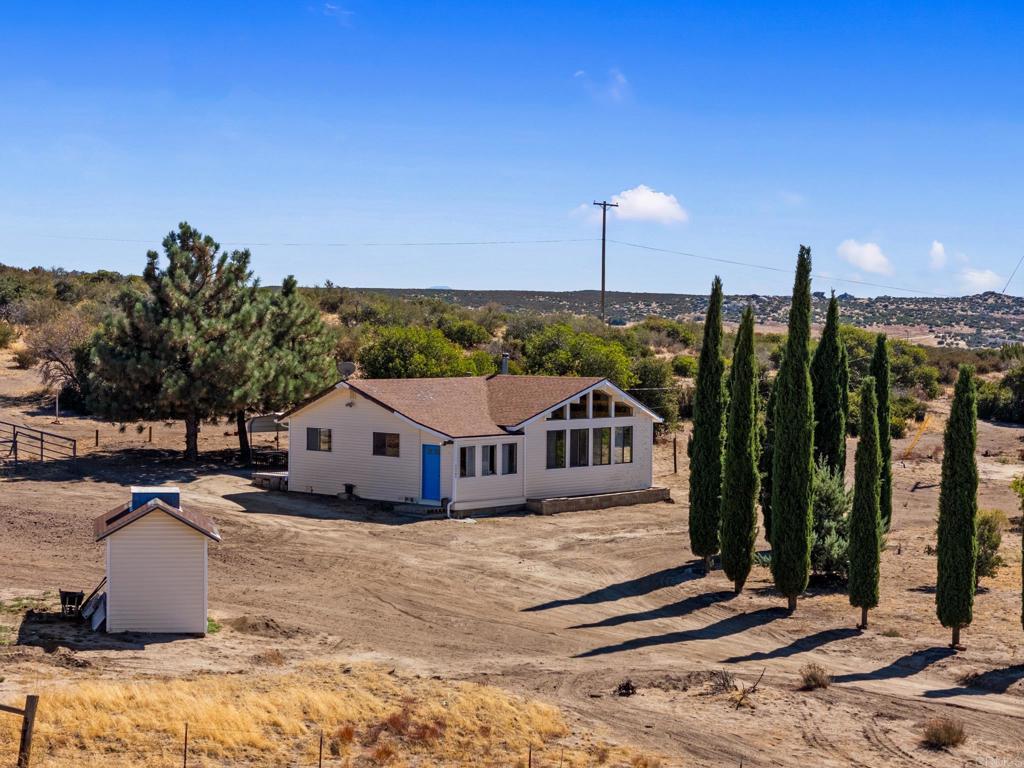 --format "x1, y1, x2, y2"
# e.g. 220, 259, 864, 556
94, 498, 222, 542
346, 375, 604, 438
